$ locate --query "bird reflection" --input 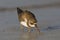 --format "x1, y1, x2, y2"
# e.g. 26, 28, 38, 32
19, 30, 40, 40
